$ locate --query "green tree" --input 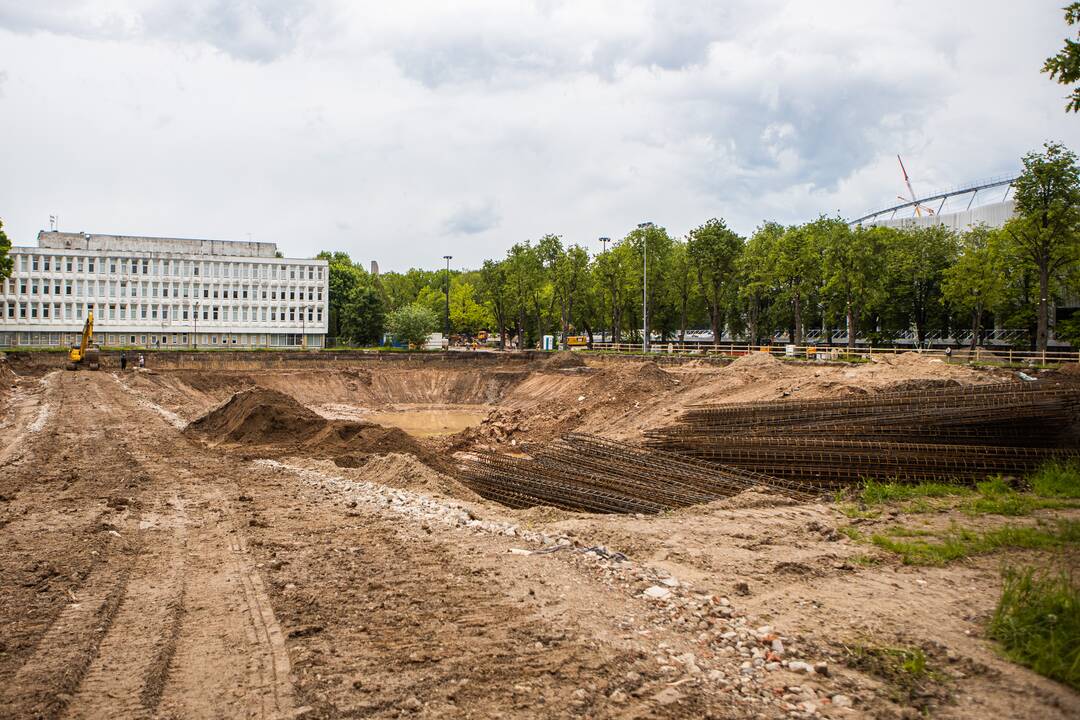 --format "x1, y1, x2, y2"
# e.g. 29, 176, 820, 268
0, 219, 11, 280
552, 243, 590, 347
1044, 2, 1080, 112
316, 251, 368, 340
941, 225, 1007, 351
449, 280, 493, 335
339, 284, 385, 346
504, 241, 544, 347
739, 222, 784, 345
771, 221, 824, 344
1005, 142, 1080, 351
822, 222, 885, 350
625, 224, 675, 344
886, 225, 960, 344
479, 259, 512, 348
687, 218, 743, 345
667, 241, 700, 342
385, 303, 438, 348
